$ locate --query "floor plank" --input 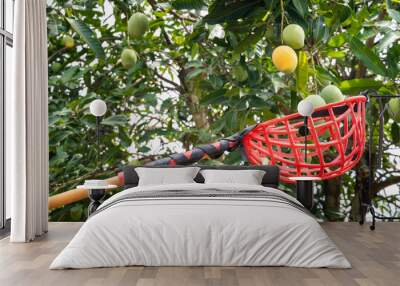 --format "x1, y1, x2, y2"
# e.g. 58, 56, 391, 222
0, 222, 398, 286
